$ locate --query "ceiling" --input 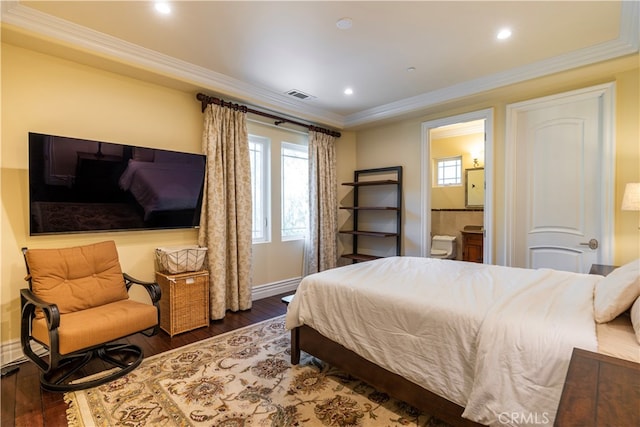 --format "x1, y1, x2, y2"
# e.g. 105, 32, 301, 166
2, 1, 638, 130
